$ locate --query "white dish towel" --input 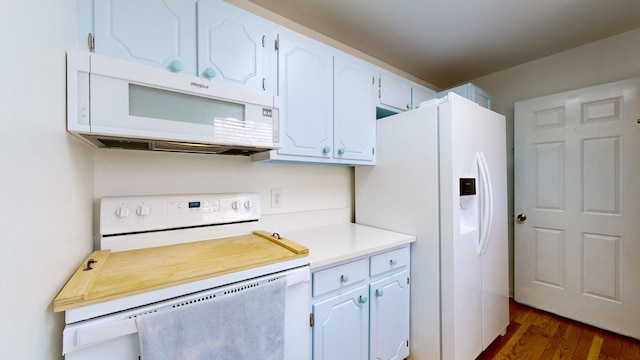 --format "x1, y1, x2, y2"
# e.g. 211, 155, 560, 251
136, 277, 286, 360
